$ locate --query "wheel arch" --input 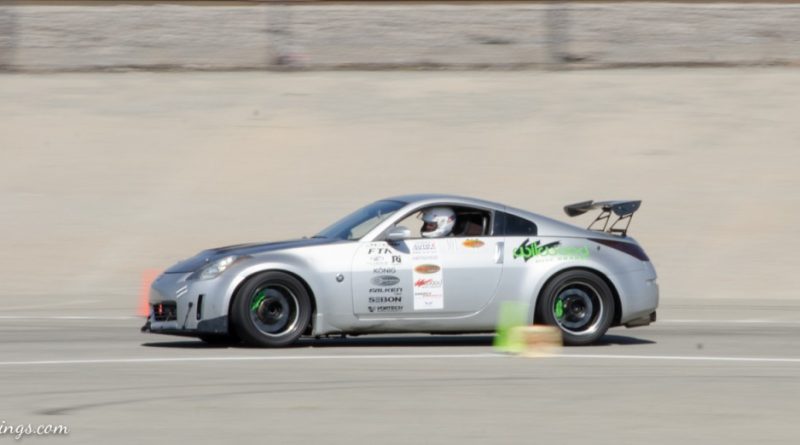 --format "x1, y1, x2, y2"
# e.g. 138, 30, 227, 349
532, 266, 622, 327
227, 268, 318, 334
